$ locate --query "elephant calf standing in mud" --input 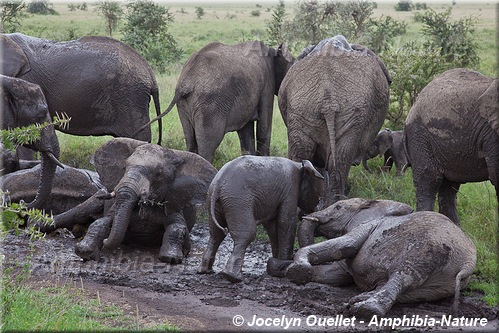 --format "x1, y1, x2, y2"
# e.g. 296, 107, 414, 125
197, 156, 324, 283
284, 198, 476, 318
40, 138, 216, 264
